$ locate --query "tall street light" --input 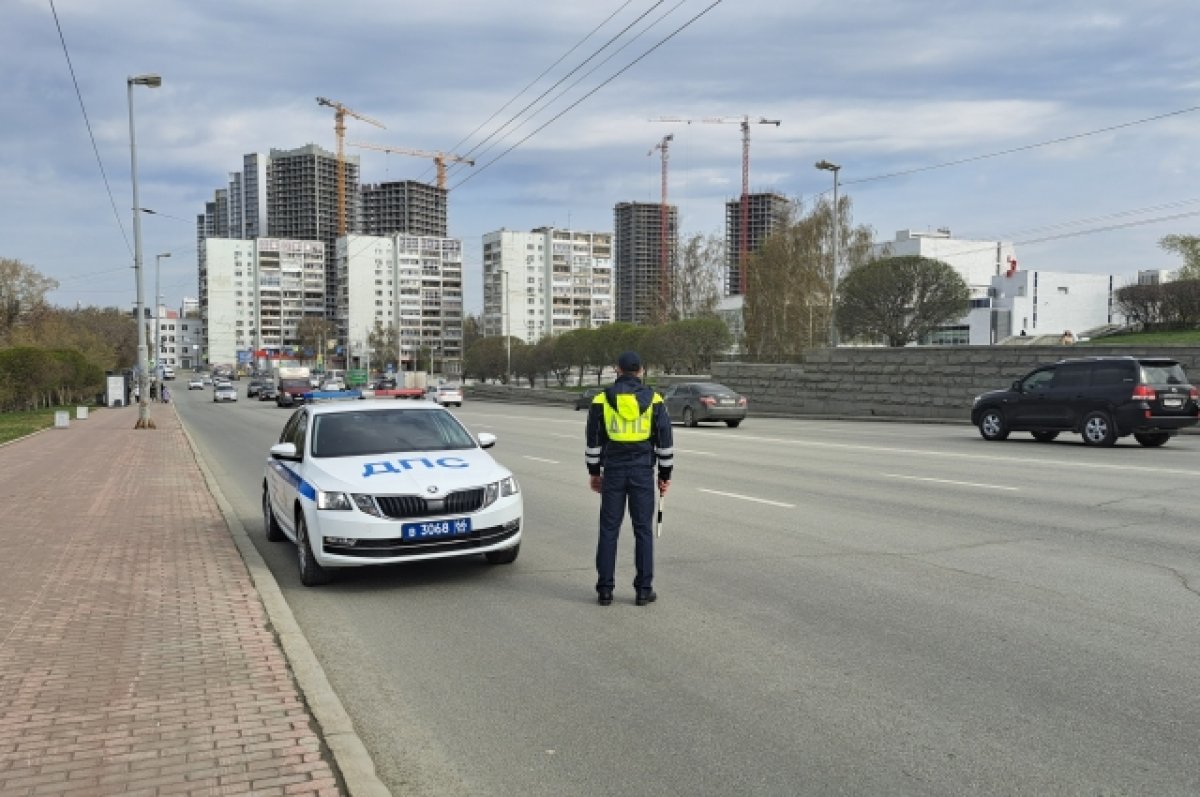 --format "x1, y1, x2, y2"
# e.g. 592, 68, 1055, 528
155, 252, 171, 381
128, 73, 162, 428
815, 159, 841, 347
502, 269, 511, 383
